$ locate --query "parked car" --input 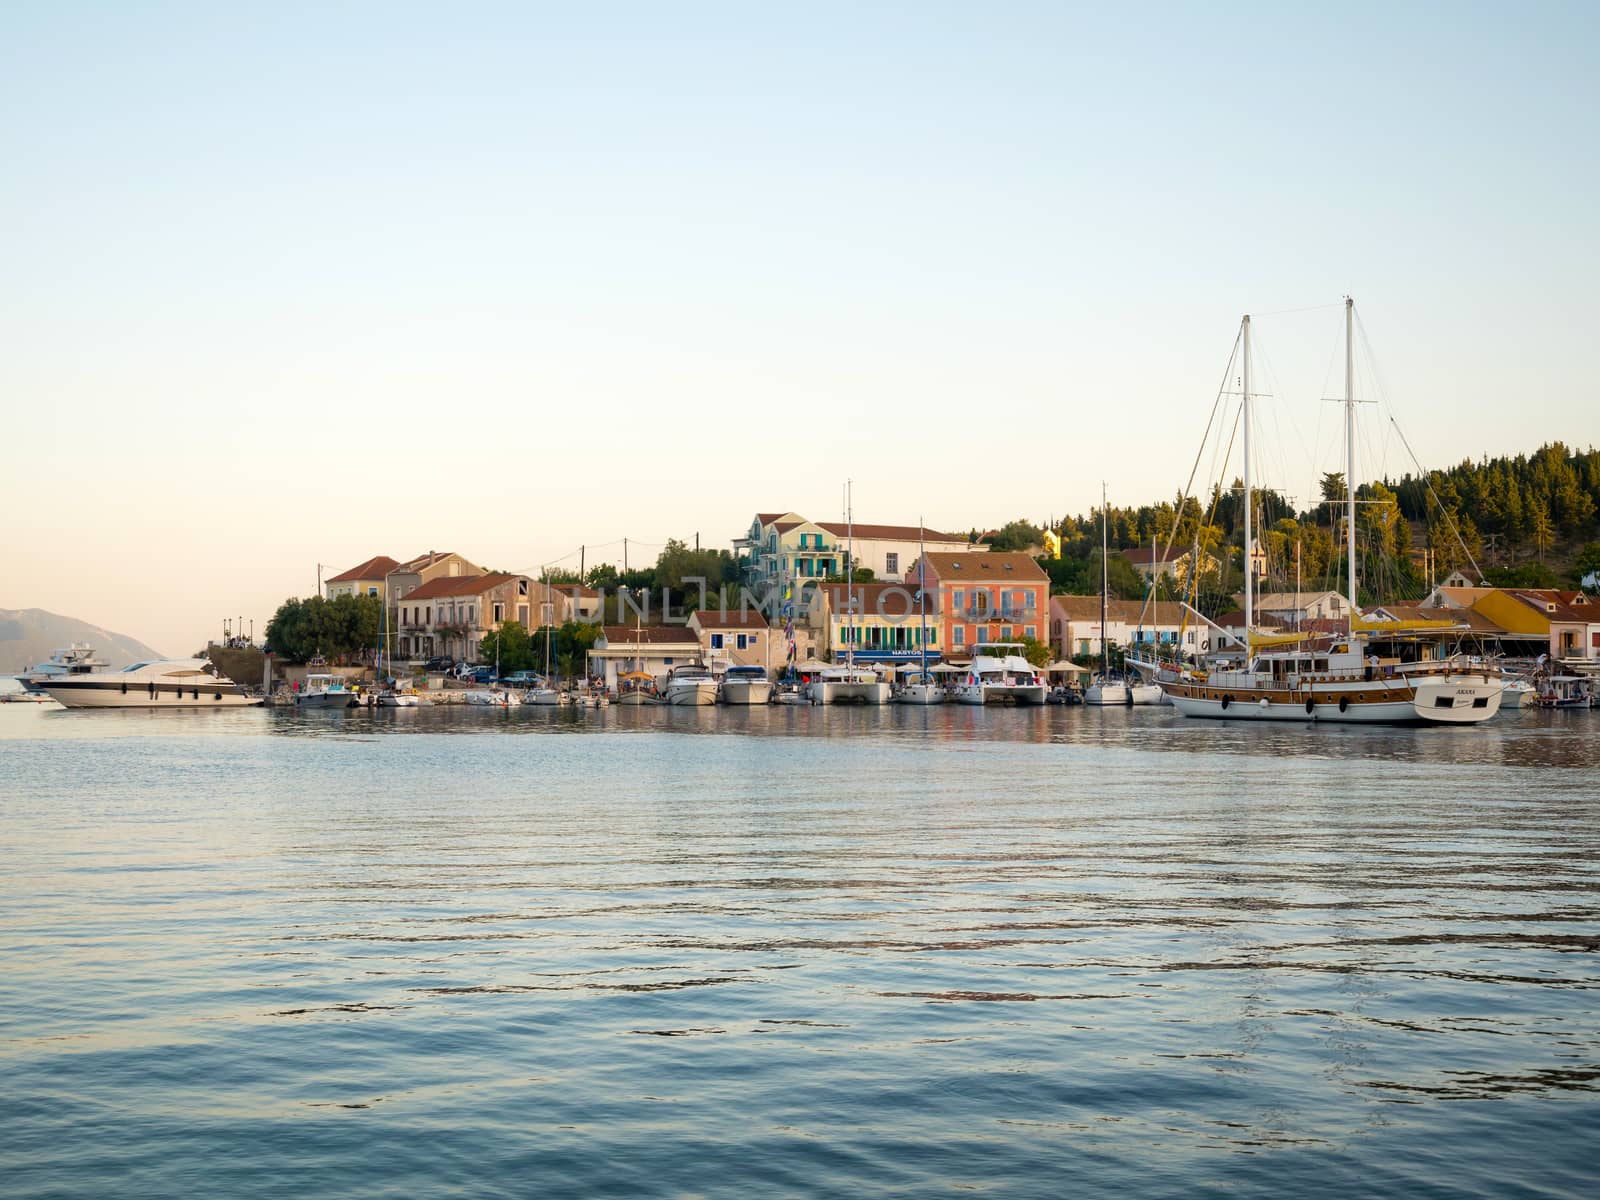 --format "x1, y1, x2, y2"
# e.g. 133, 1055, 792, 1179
503, 670, 542, 688
424, 656, 455, 673
459, 664, 496, 683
